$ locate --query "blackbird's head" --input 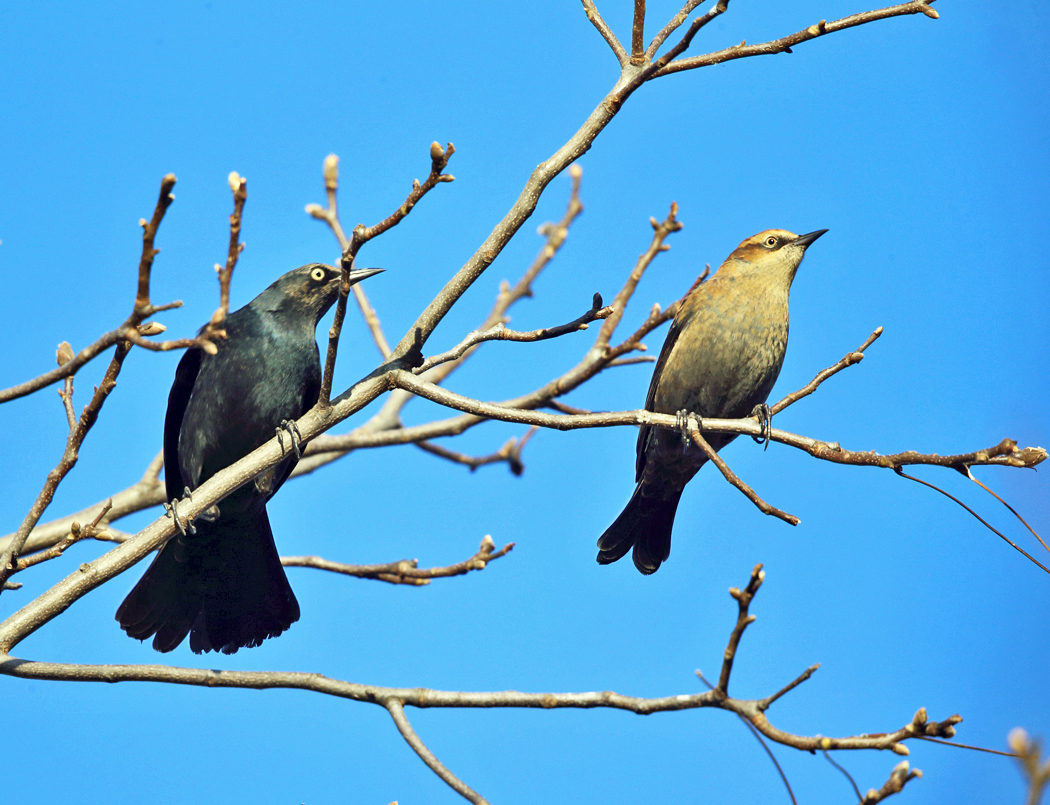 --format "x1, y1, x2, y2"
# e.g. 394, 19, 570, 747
259, 263, 384, 324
